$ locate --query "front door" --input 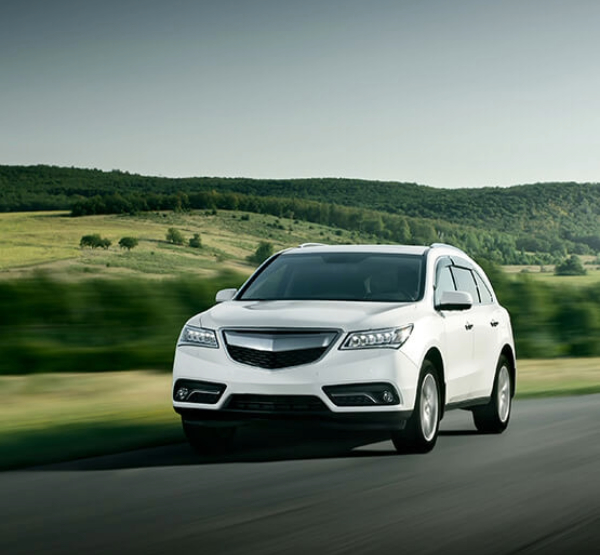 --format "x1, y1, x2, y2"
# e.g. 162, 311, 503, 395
434, 262, 475, 403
